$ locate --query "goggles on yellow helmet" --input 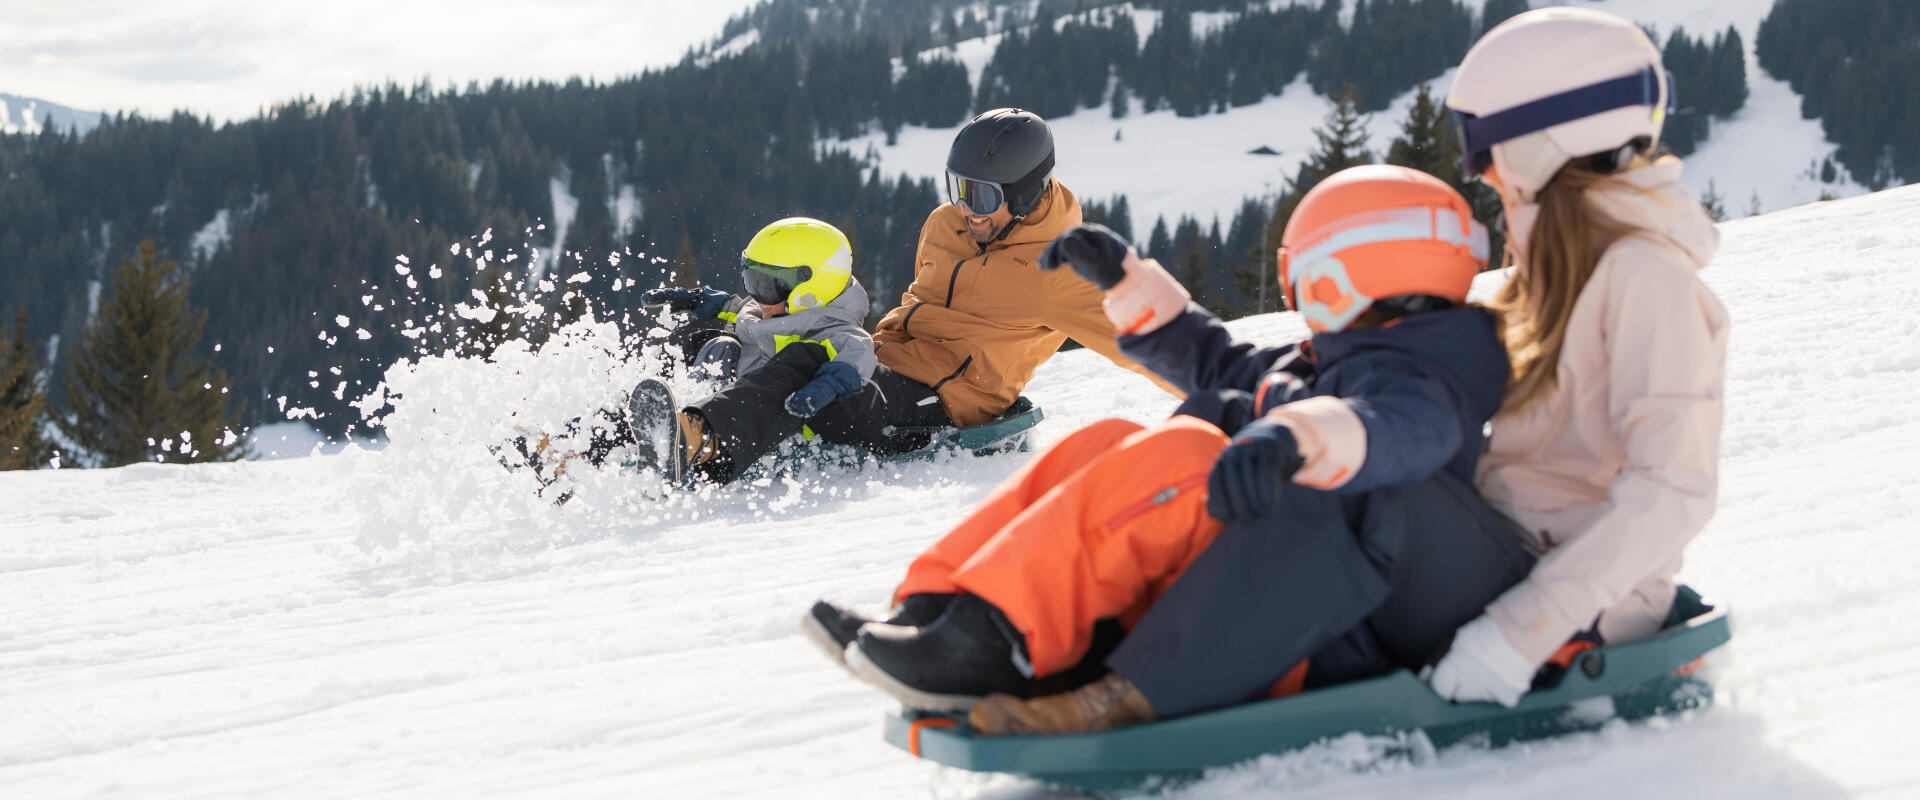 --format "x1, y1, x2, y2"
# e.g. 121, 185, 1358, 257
740, 258, 812, 306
